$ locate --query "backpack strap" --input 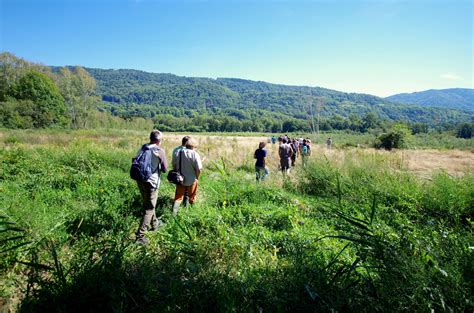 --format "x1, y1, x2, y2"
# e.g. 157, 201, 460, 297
178, 149, 183, 175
